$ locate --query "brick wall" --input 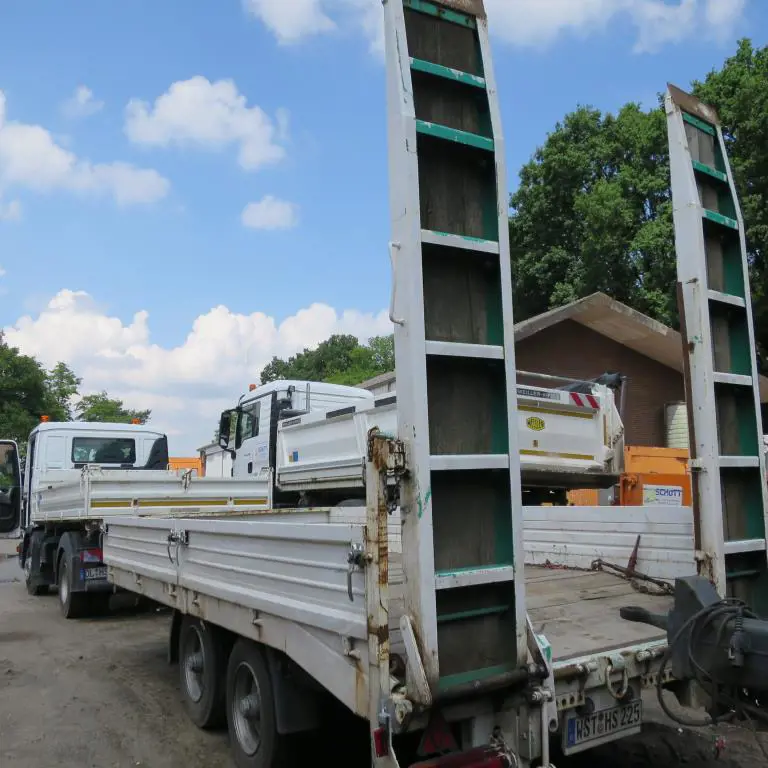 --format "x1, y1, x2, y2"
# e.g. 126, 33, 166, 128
515, 320, 685, 446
